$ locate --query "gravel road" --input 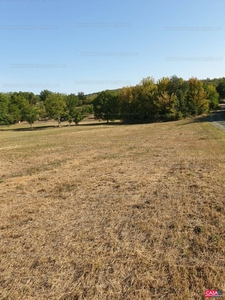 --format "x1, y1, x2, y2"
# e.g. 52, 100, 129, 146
209, 108, 225, 131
